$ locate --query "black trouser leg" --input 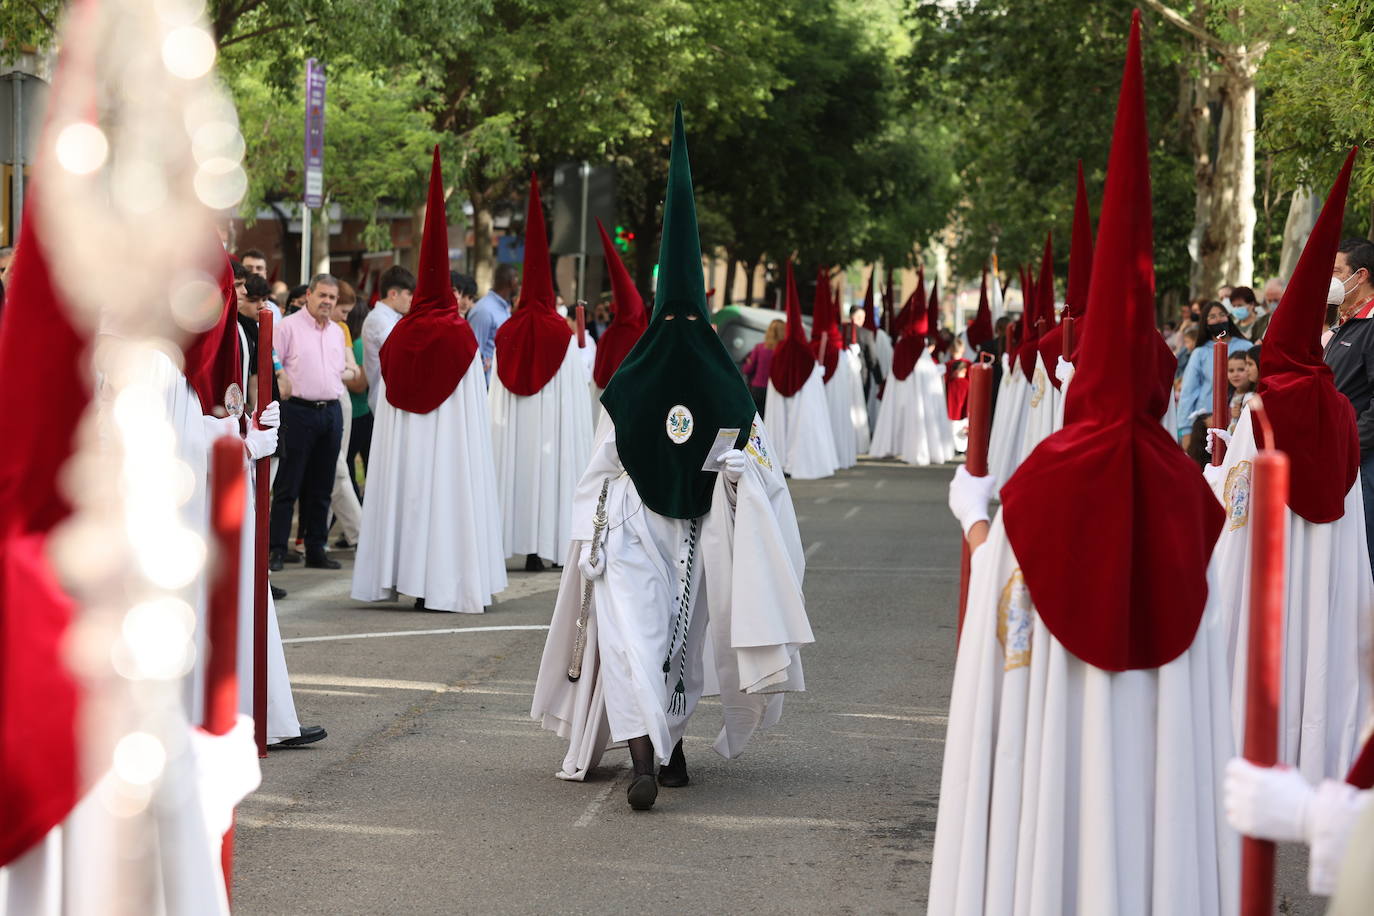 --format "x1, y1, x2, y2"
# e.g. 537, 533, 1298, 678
298, 401, 342, 553
627, 735, 655, 776
270, 401, 315, 552
347, 411, 372, 500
